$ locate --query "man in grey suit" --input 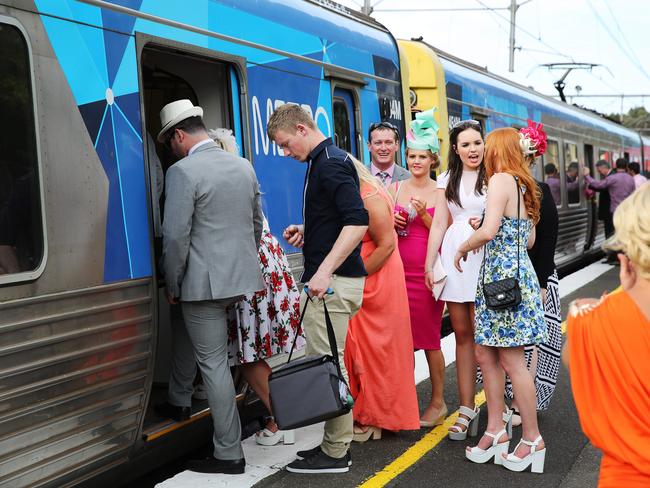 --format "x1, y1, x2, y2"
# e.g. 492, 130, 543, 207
158, 99, 263, 474
367, 121, 410, 186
